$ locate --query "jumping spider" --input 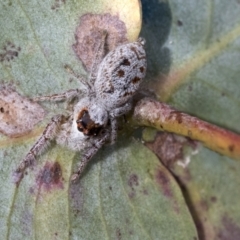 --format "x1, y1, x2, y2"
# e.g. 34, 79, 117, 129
16, 34, 147, 183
